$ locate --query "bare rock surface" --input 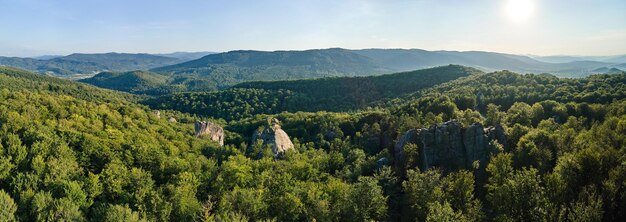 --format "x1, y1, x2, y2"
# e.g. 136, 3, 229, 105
251, 117, 294, 156
395, 120, 506, 171
195, 121, 225, 146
